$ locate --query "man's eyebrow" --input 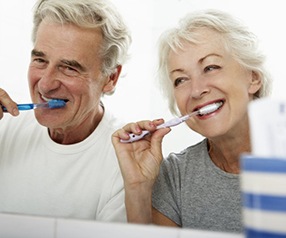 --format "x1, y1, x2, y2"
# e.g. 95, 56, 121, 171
31, 49, 45, 57
31, 49, 86, 72
60, 59, 86, 72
